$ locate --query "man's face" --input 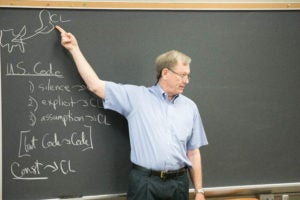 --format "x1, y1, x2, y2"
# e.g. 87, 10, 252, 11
167, 61, 190, 96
